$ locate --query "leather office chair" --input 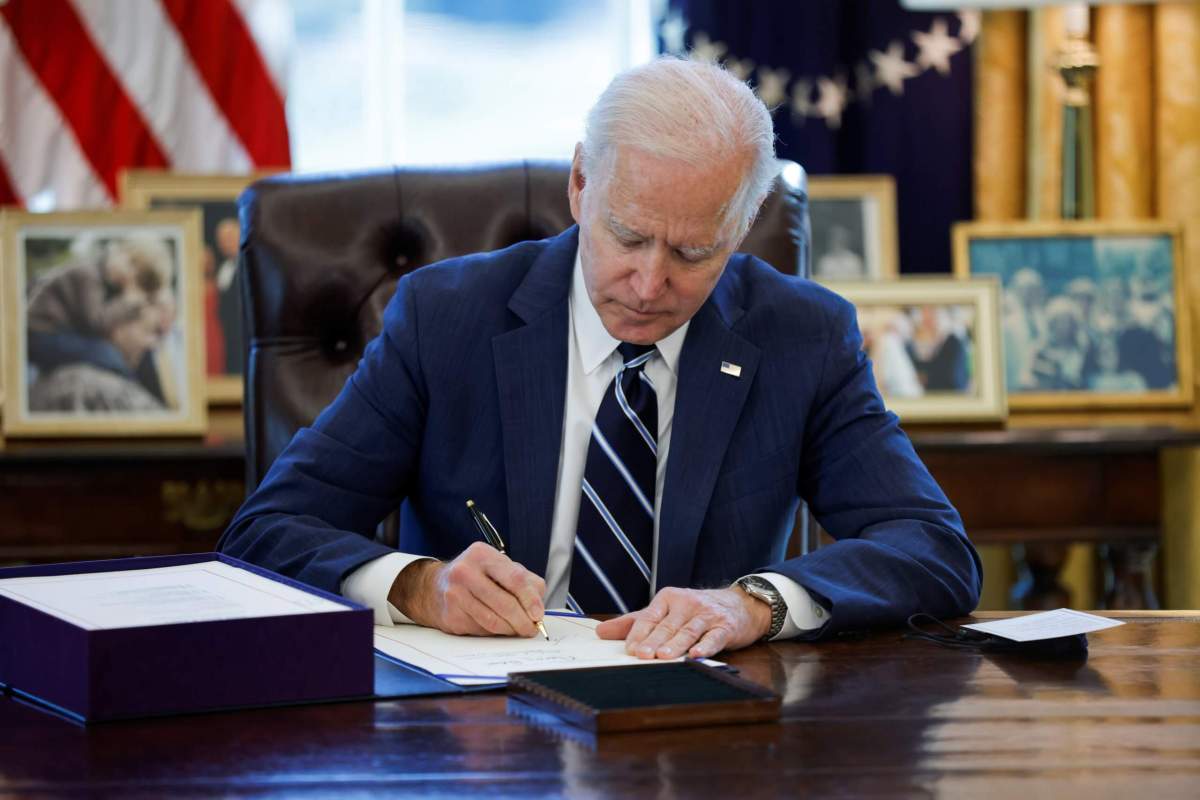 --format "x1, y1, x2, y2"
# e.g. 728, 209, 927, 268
239, 160, 812, 544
